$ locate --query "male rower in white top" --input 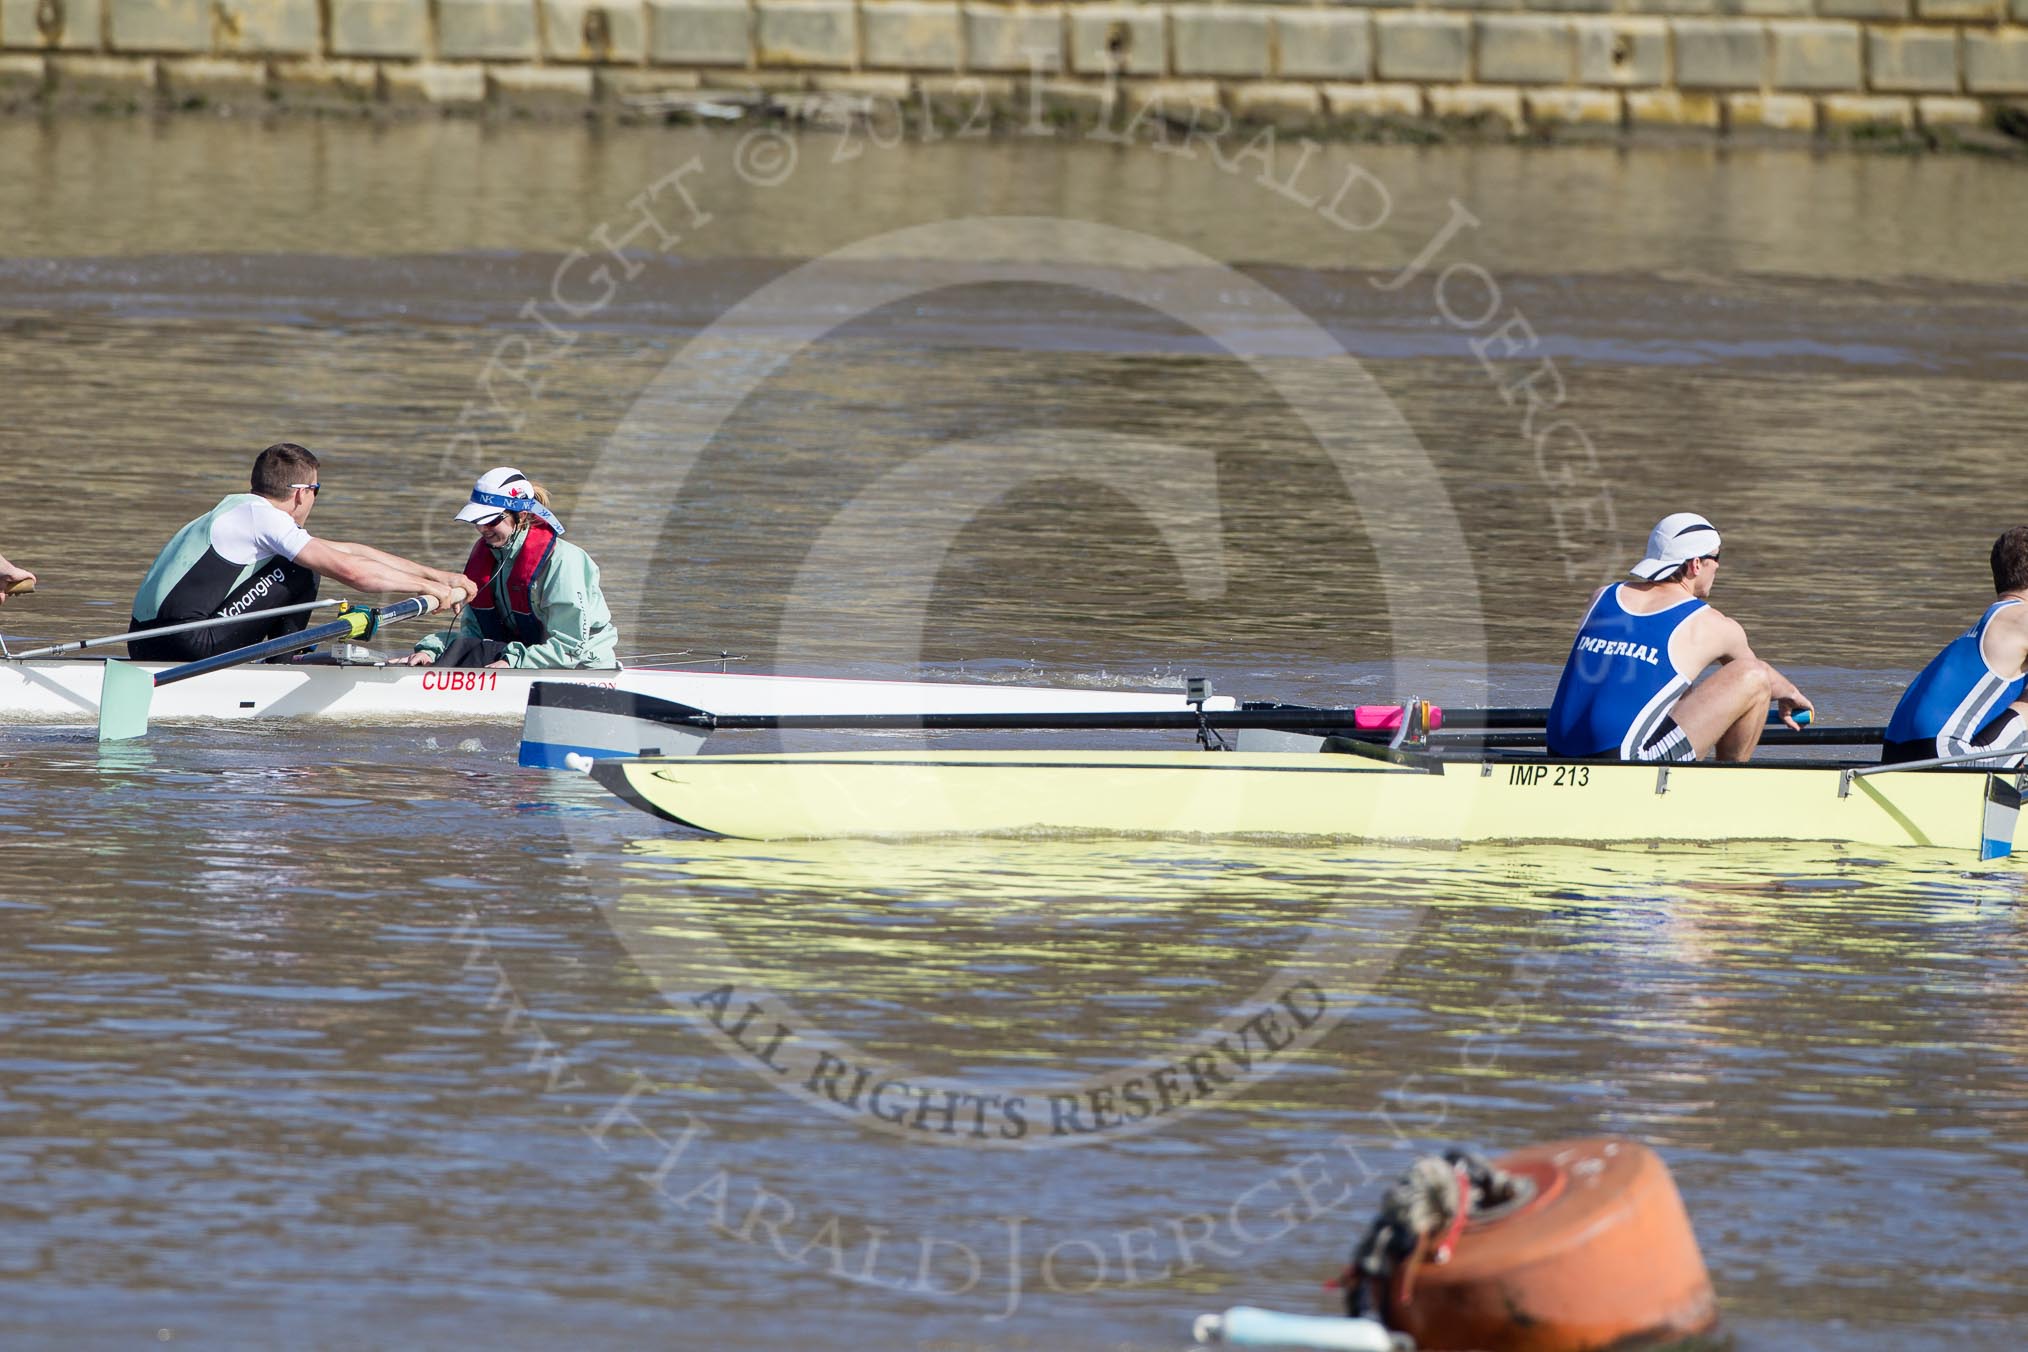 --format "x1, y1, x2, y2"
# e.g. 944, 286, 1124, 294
1546, 512, 1812, 763
128, 443, 475, 662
